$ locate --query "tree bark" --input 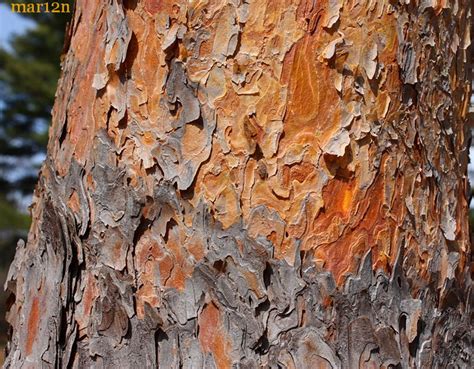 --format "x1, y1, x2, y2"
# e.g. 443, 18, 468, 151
4, 0, 472, 368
